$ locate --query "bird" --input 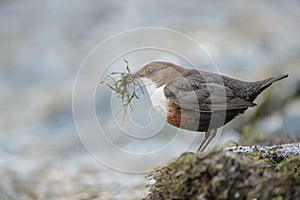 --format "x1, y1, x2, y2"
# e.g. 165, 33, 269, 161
132, 61, 288, 153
